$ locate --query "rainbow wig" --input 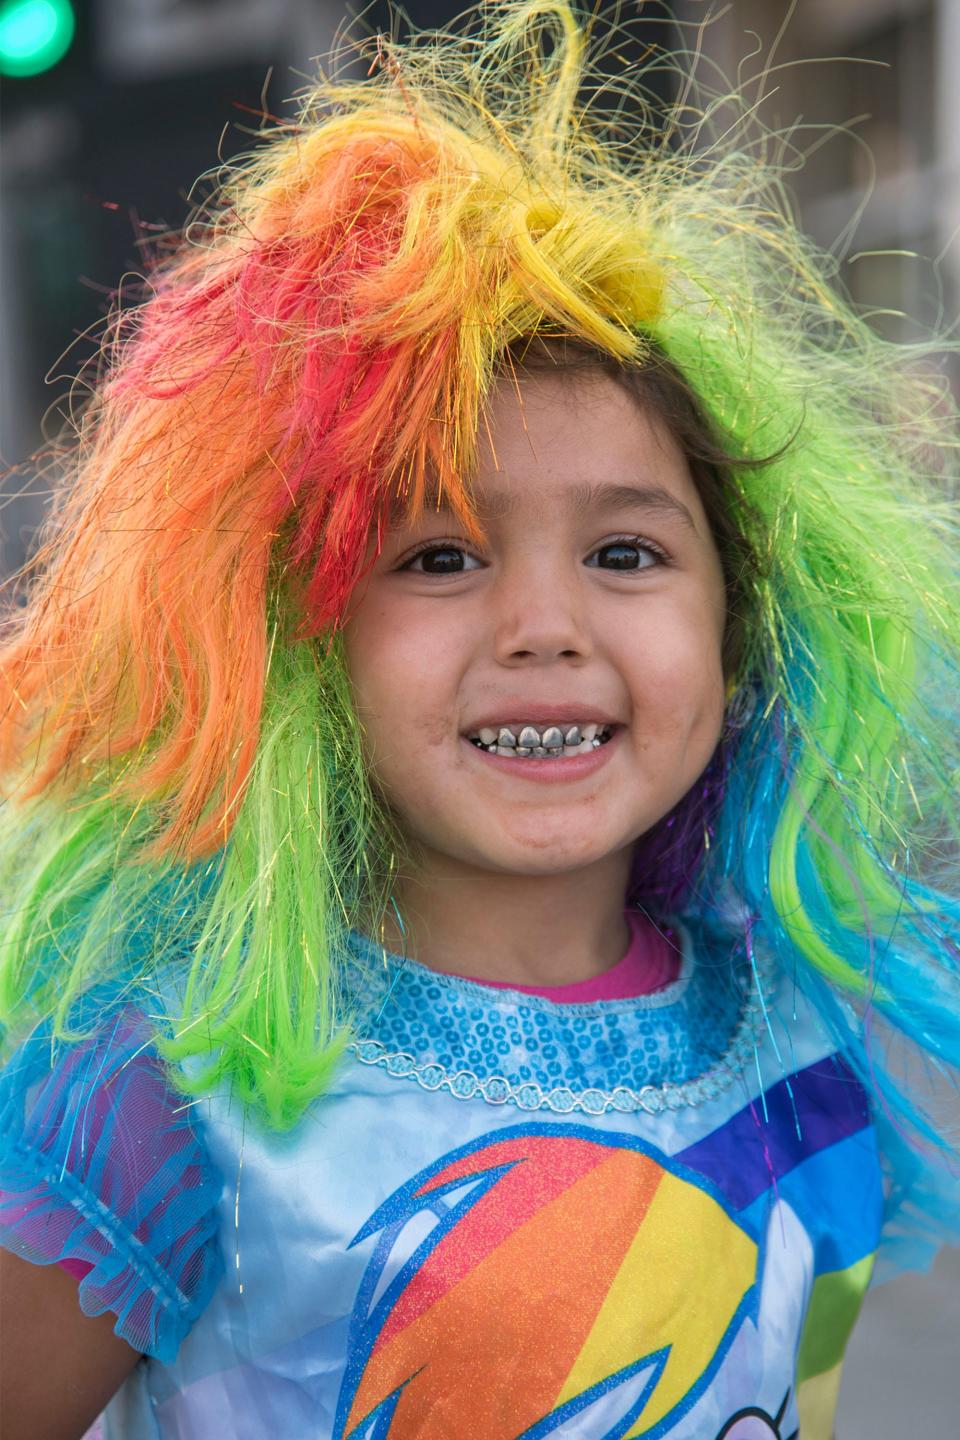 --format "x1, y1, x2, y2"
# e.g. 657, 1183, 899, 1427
2, 0, 959, 1266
